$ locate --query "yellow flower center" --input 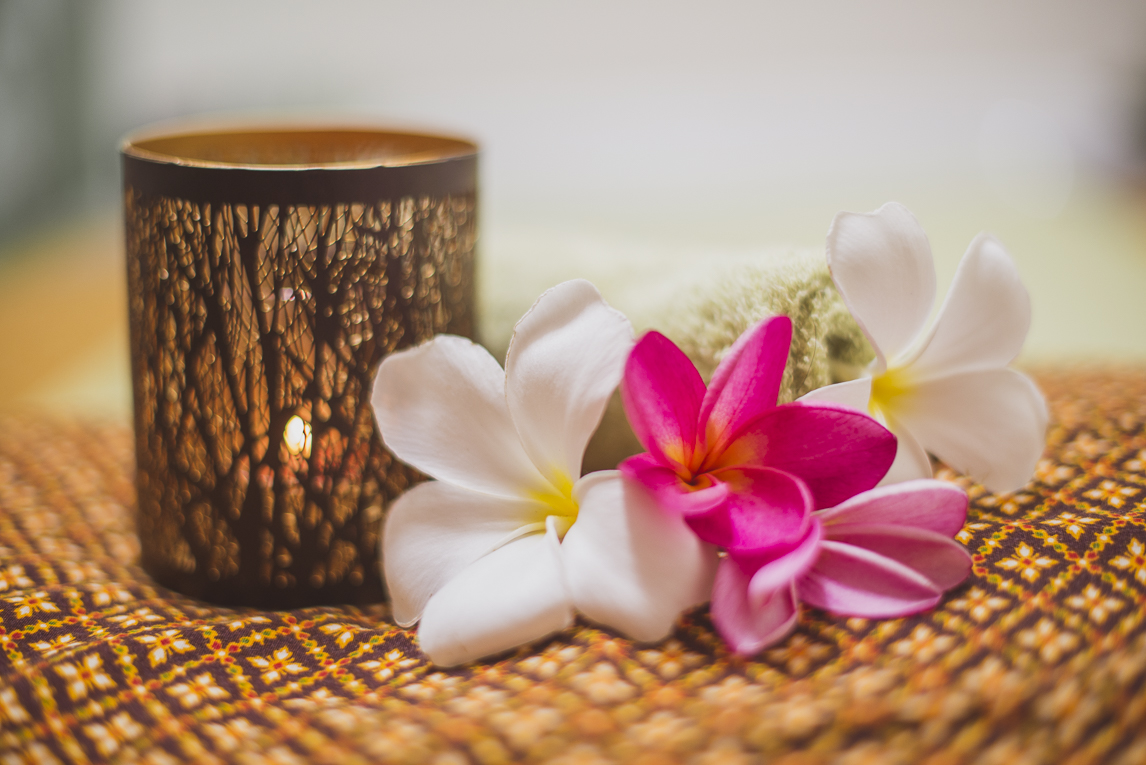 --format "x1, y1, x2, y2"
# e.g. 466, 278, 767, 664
529, 471, 579, 539
869, 365, 915, 416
